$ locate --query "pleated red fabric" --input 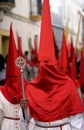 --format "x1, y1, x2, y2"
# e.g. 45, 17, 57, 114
26, 61, 83, 121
